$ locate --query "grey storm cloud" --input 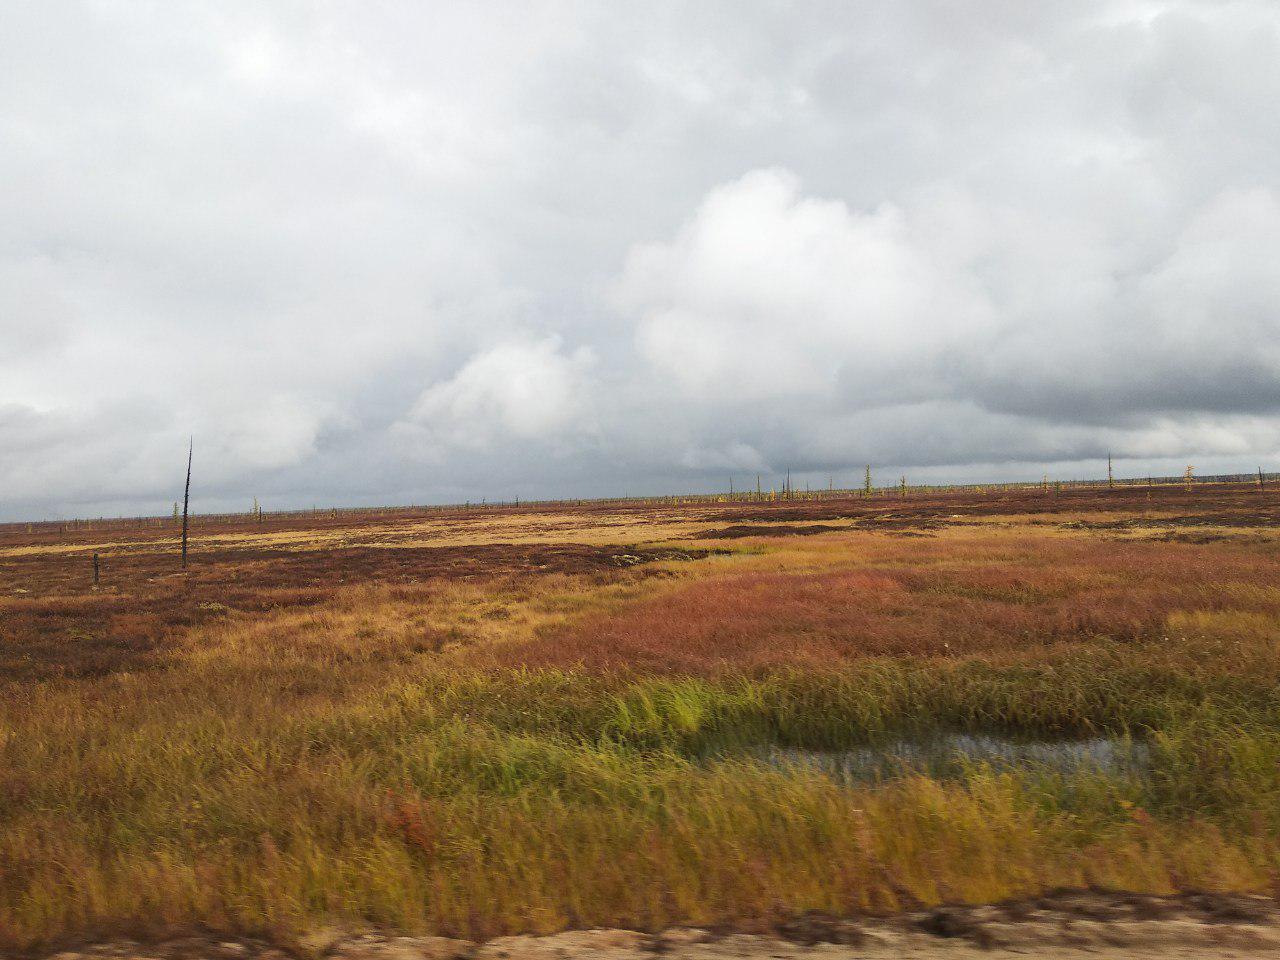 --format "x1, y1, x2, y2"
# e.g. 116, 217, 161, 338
2, 1, 1279, 519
